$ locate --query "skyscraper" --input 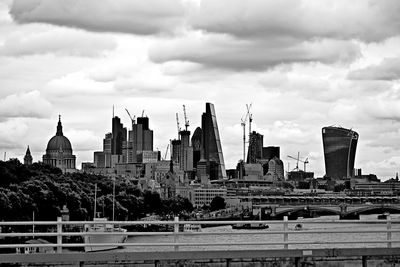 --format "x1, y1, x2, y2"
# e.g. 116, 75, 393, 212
111, 116, 127, 155
322, 126, 358, 180
201, 103, 226, 179
128, 116, 154, 163
191, 127, 202, 169
247, 131, 263, 163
